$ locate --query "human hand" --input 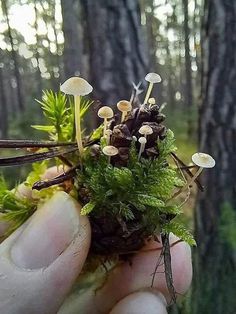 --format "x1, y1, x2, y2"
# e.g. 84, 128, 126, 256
0, 168, 192, 314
